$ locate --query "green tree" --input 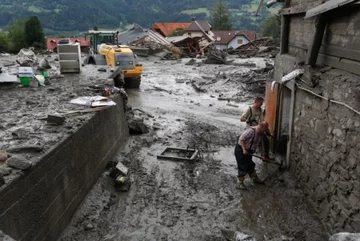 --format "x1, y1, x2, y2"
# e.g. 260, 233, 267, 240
8, 19, 26, 53
0, 32, 9, 52
261, 14, 281, 44
24, 16, 46, 49
211, 0, 232, 30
